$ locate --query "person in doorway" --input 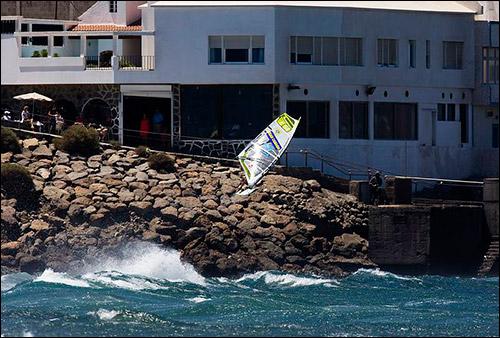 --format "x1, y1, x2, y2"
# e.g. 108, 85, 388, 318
47, 108, 58, 134
152, 109, 165, 148
139, 113, 151, 145
369, 171, 384, 205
